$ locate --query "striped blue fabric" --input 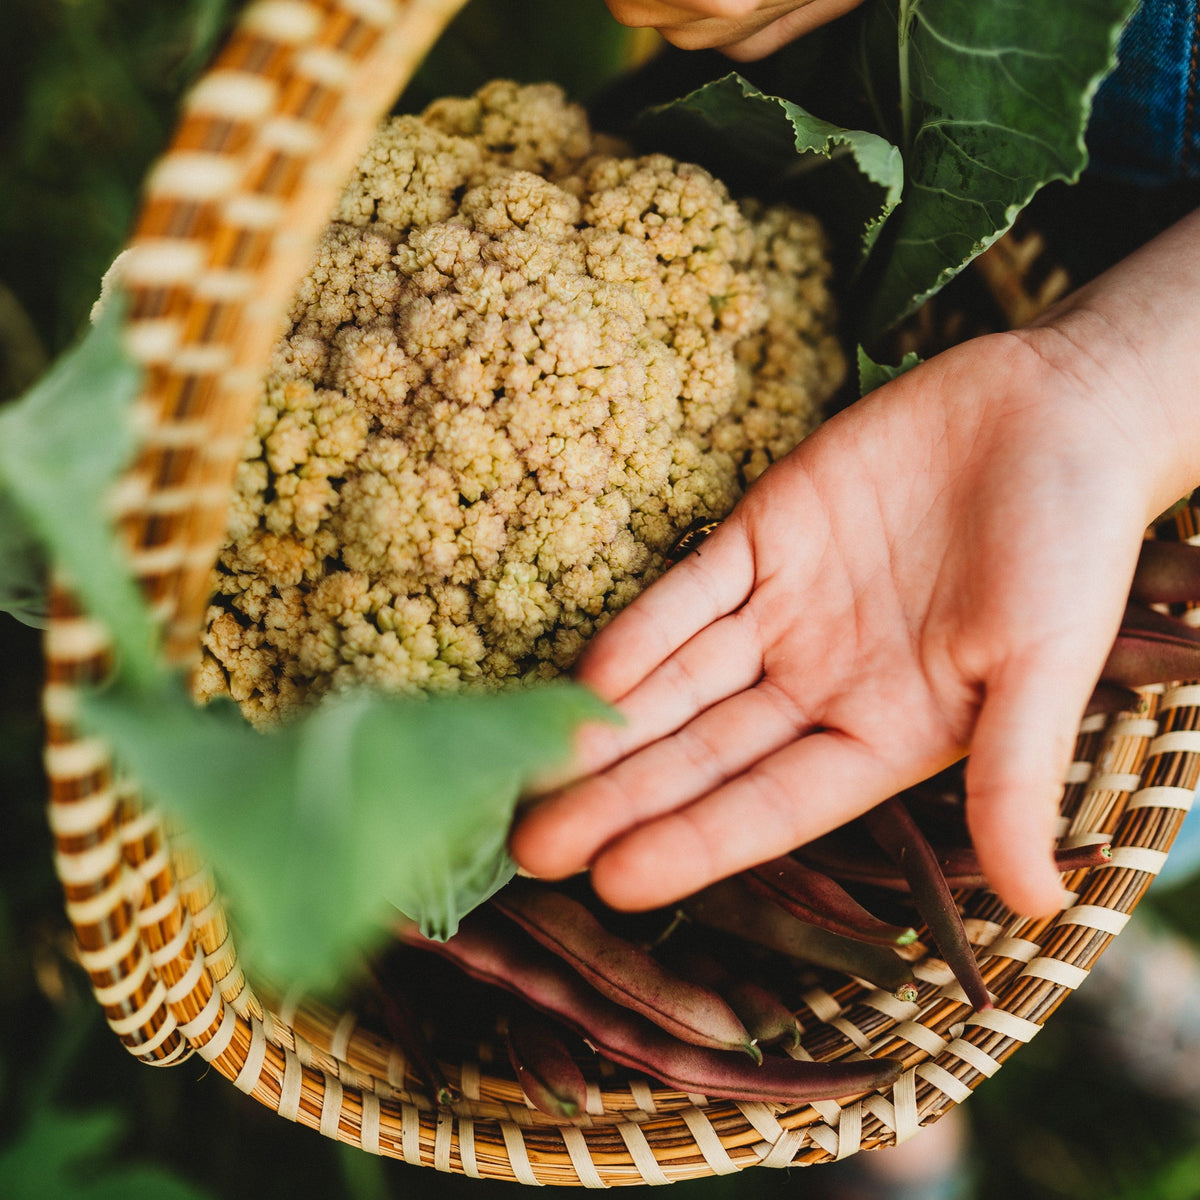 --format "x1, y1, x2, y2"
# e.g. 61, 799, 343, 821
1087, 0, 1200, 182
